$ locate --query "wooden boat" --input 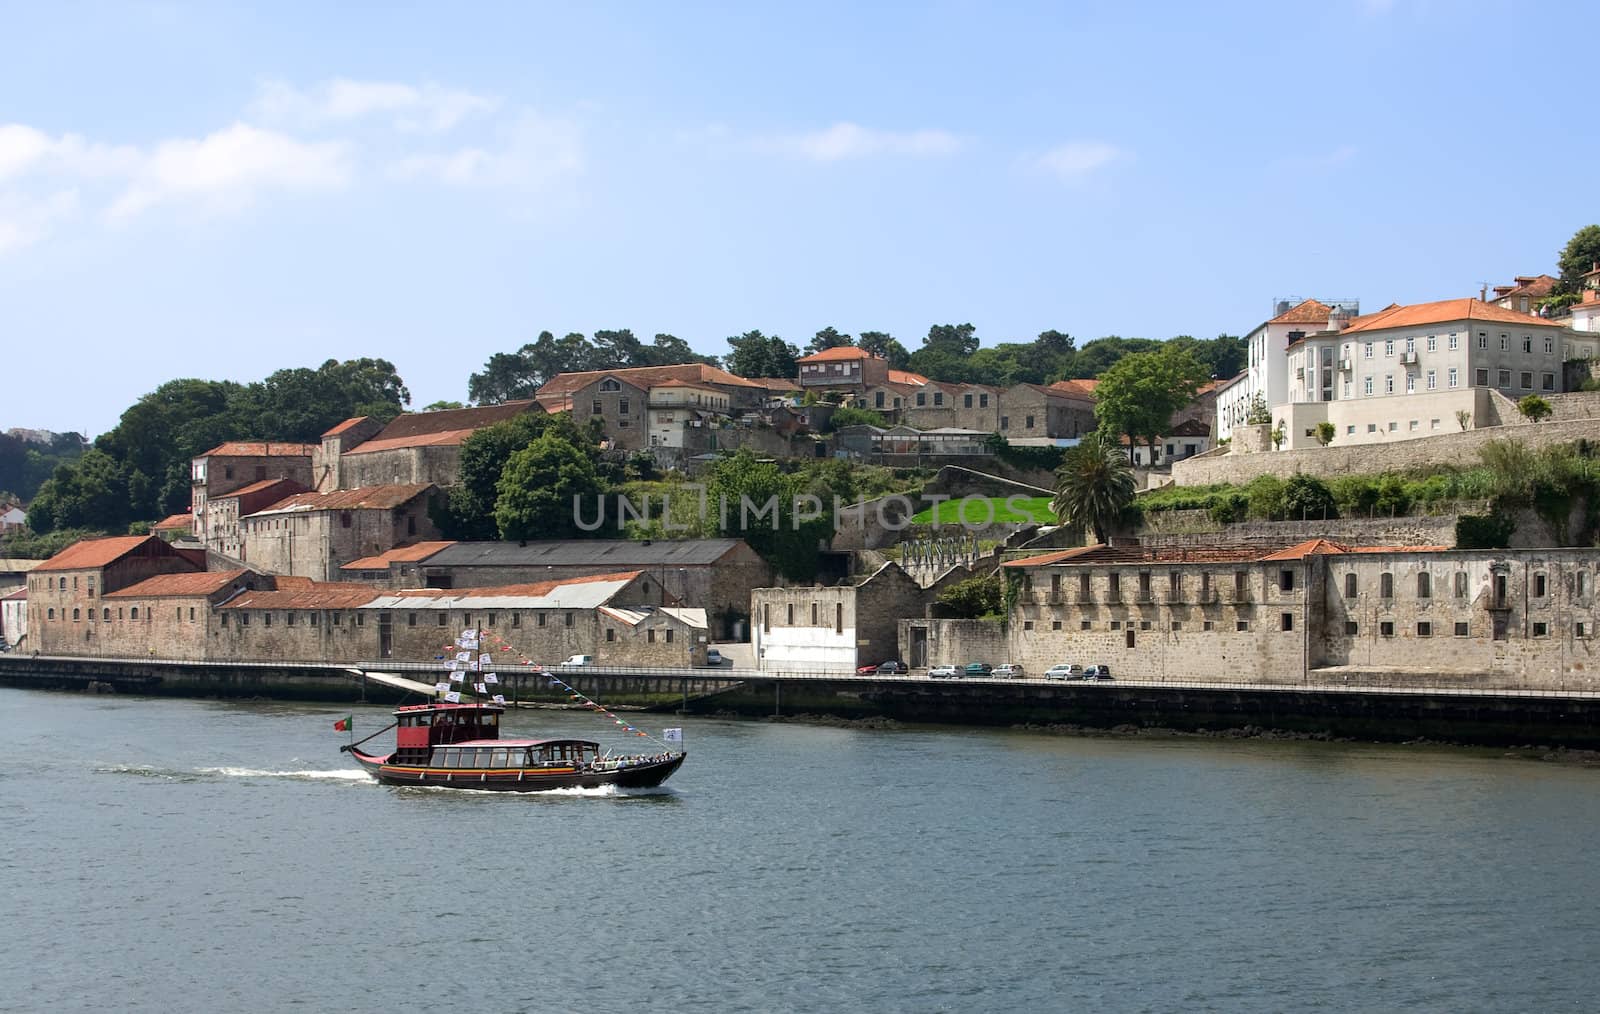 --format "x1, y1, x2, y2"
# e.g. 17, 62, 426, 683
343, 702, 686, 792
